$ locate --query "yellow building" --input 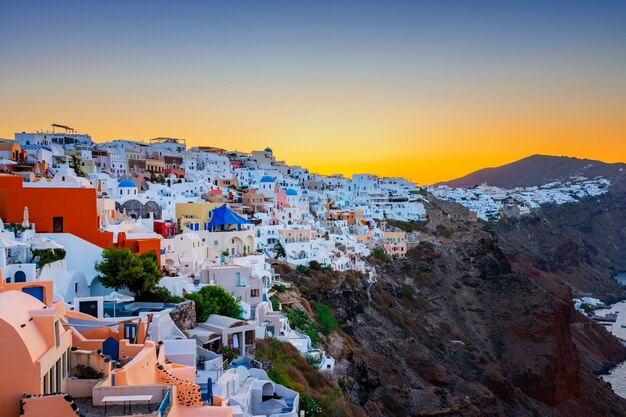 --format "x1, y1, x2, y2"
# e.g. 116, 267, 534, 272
176, 202, 223, 230
383, 231, 408, 259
